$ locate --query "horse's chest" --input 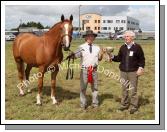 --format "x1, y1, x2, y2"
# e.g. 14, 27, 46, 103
51, 53, 63, 63
45, 50, 63, 65
36, 45, 63, 66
